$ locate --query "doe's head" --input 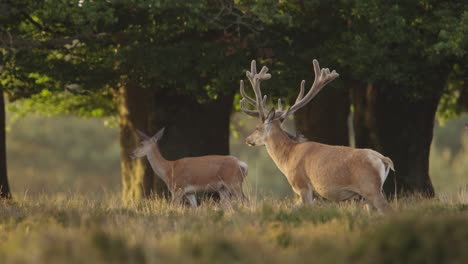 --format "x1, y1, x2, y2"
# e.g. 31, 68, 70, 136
130, 127, 165, 159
